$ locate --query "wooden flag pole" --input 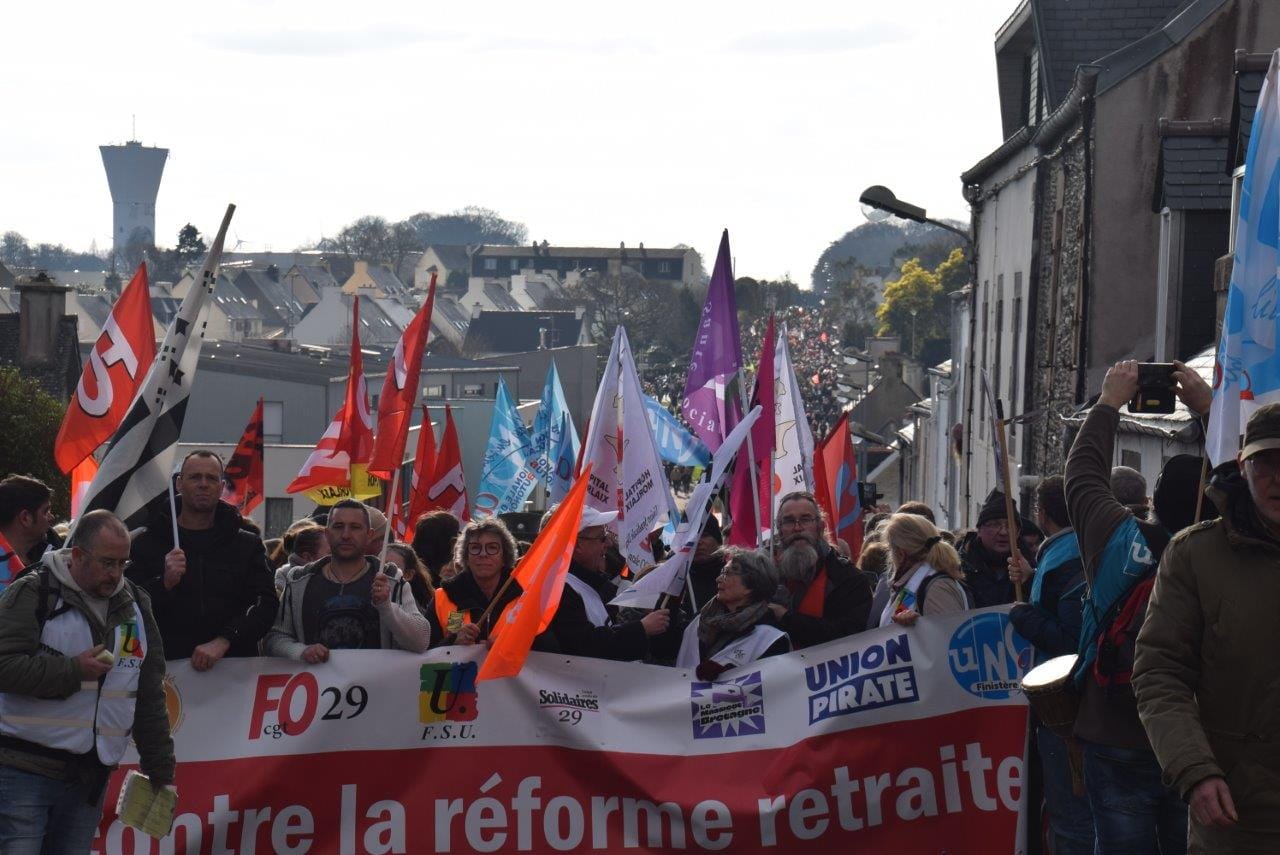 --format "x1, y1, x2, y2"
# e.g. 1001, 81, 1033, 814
994, 399, 1024, 602
1193, 454, 1210, 524
375, 466, 401, 574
